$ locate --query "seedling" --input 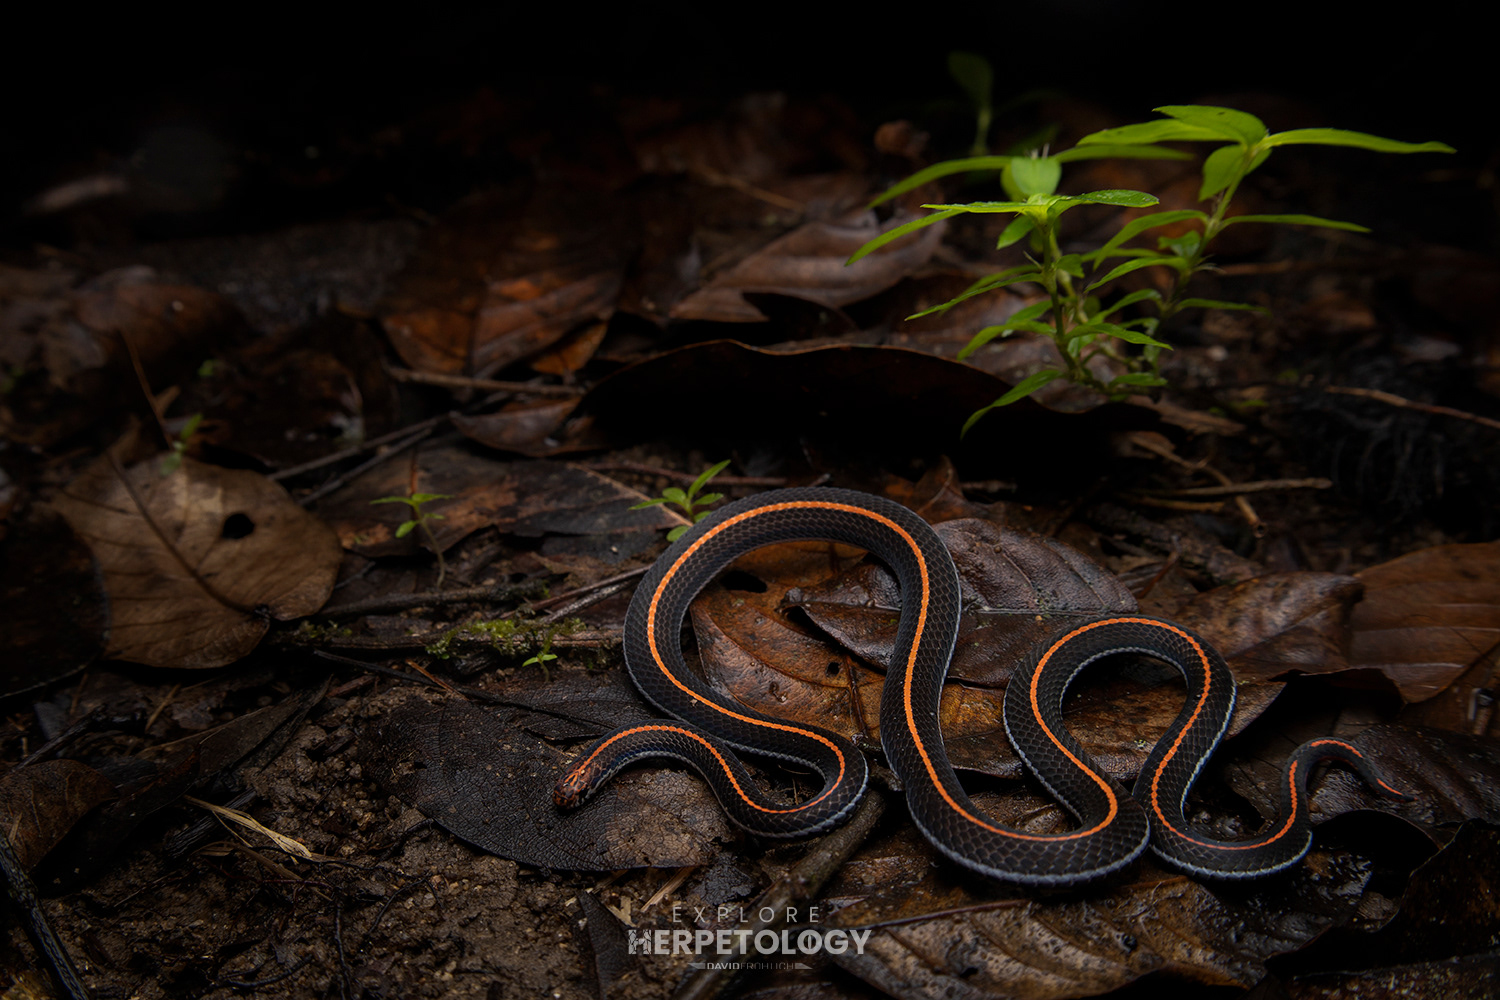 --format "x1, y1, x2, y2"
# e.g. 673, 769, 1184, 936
159, 413, 203, 475
851, 101, 1452, 432
523, 632, 558, 680
370, 491, 454, 589
631, 460, 730, 541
